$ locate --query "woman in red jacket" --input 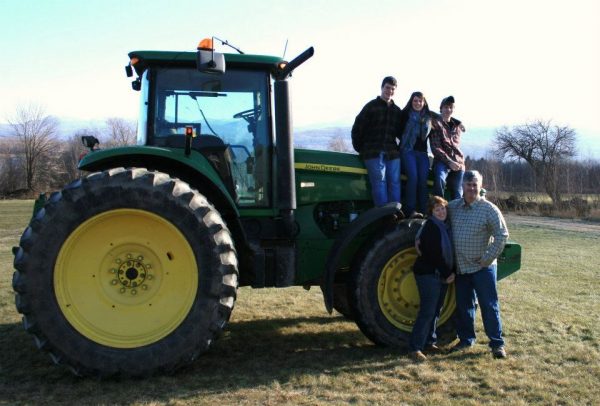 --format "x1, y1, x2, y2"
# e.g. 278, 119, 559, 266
410, 195, 455, 361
